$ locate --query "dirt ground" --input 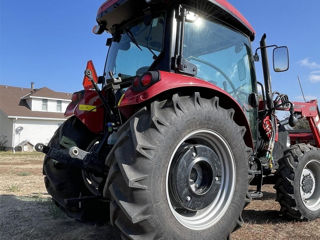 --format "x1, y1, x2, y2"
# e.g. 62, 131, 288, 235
0, 152, 319, 240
